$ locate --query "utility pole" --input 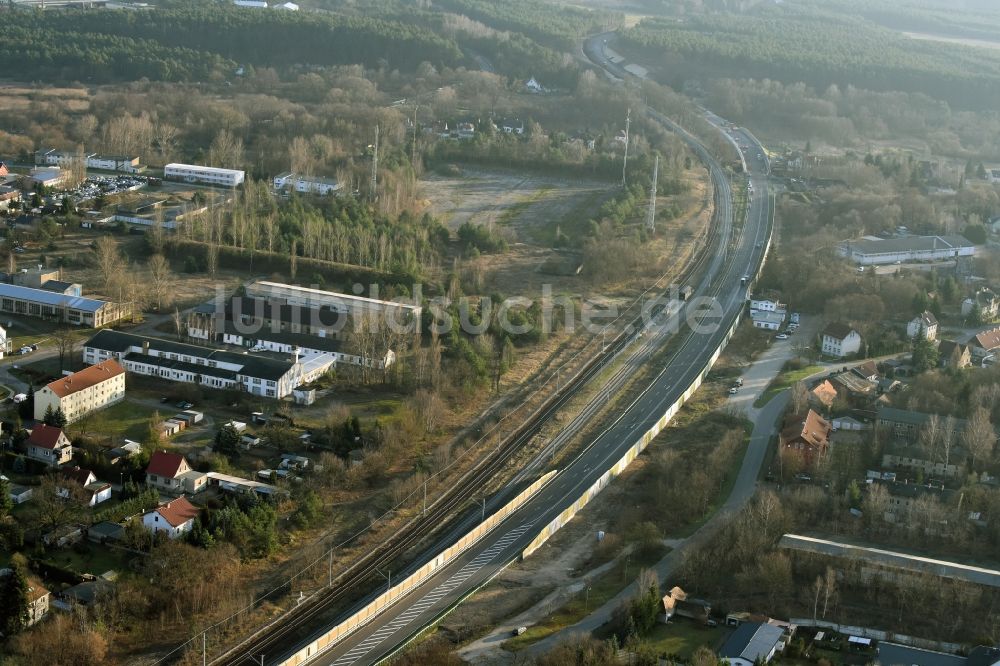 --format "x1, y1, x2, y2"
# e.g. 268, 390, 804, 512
202, 632, 206, 666
479, 498, 486, 523
411, 105, 419, 168
328, 548, 333, 587
646, 154, 659, 233
370, 124, 380, 202
422, 480, 427, 515
621, 108, 631, 187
